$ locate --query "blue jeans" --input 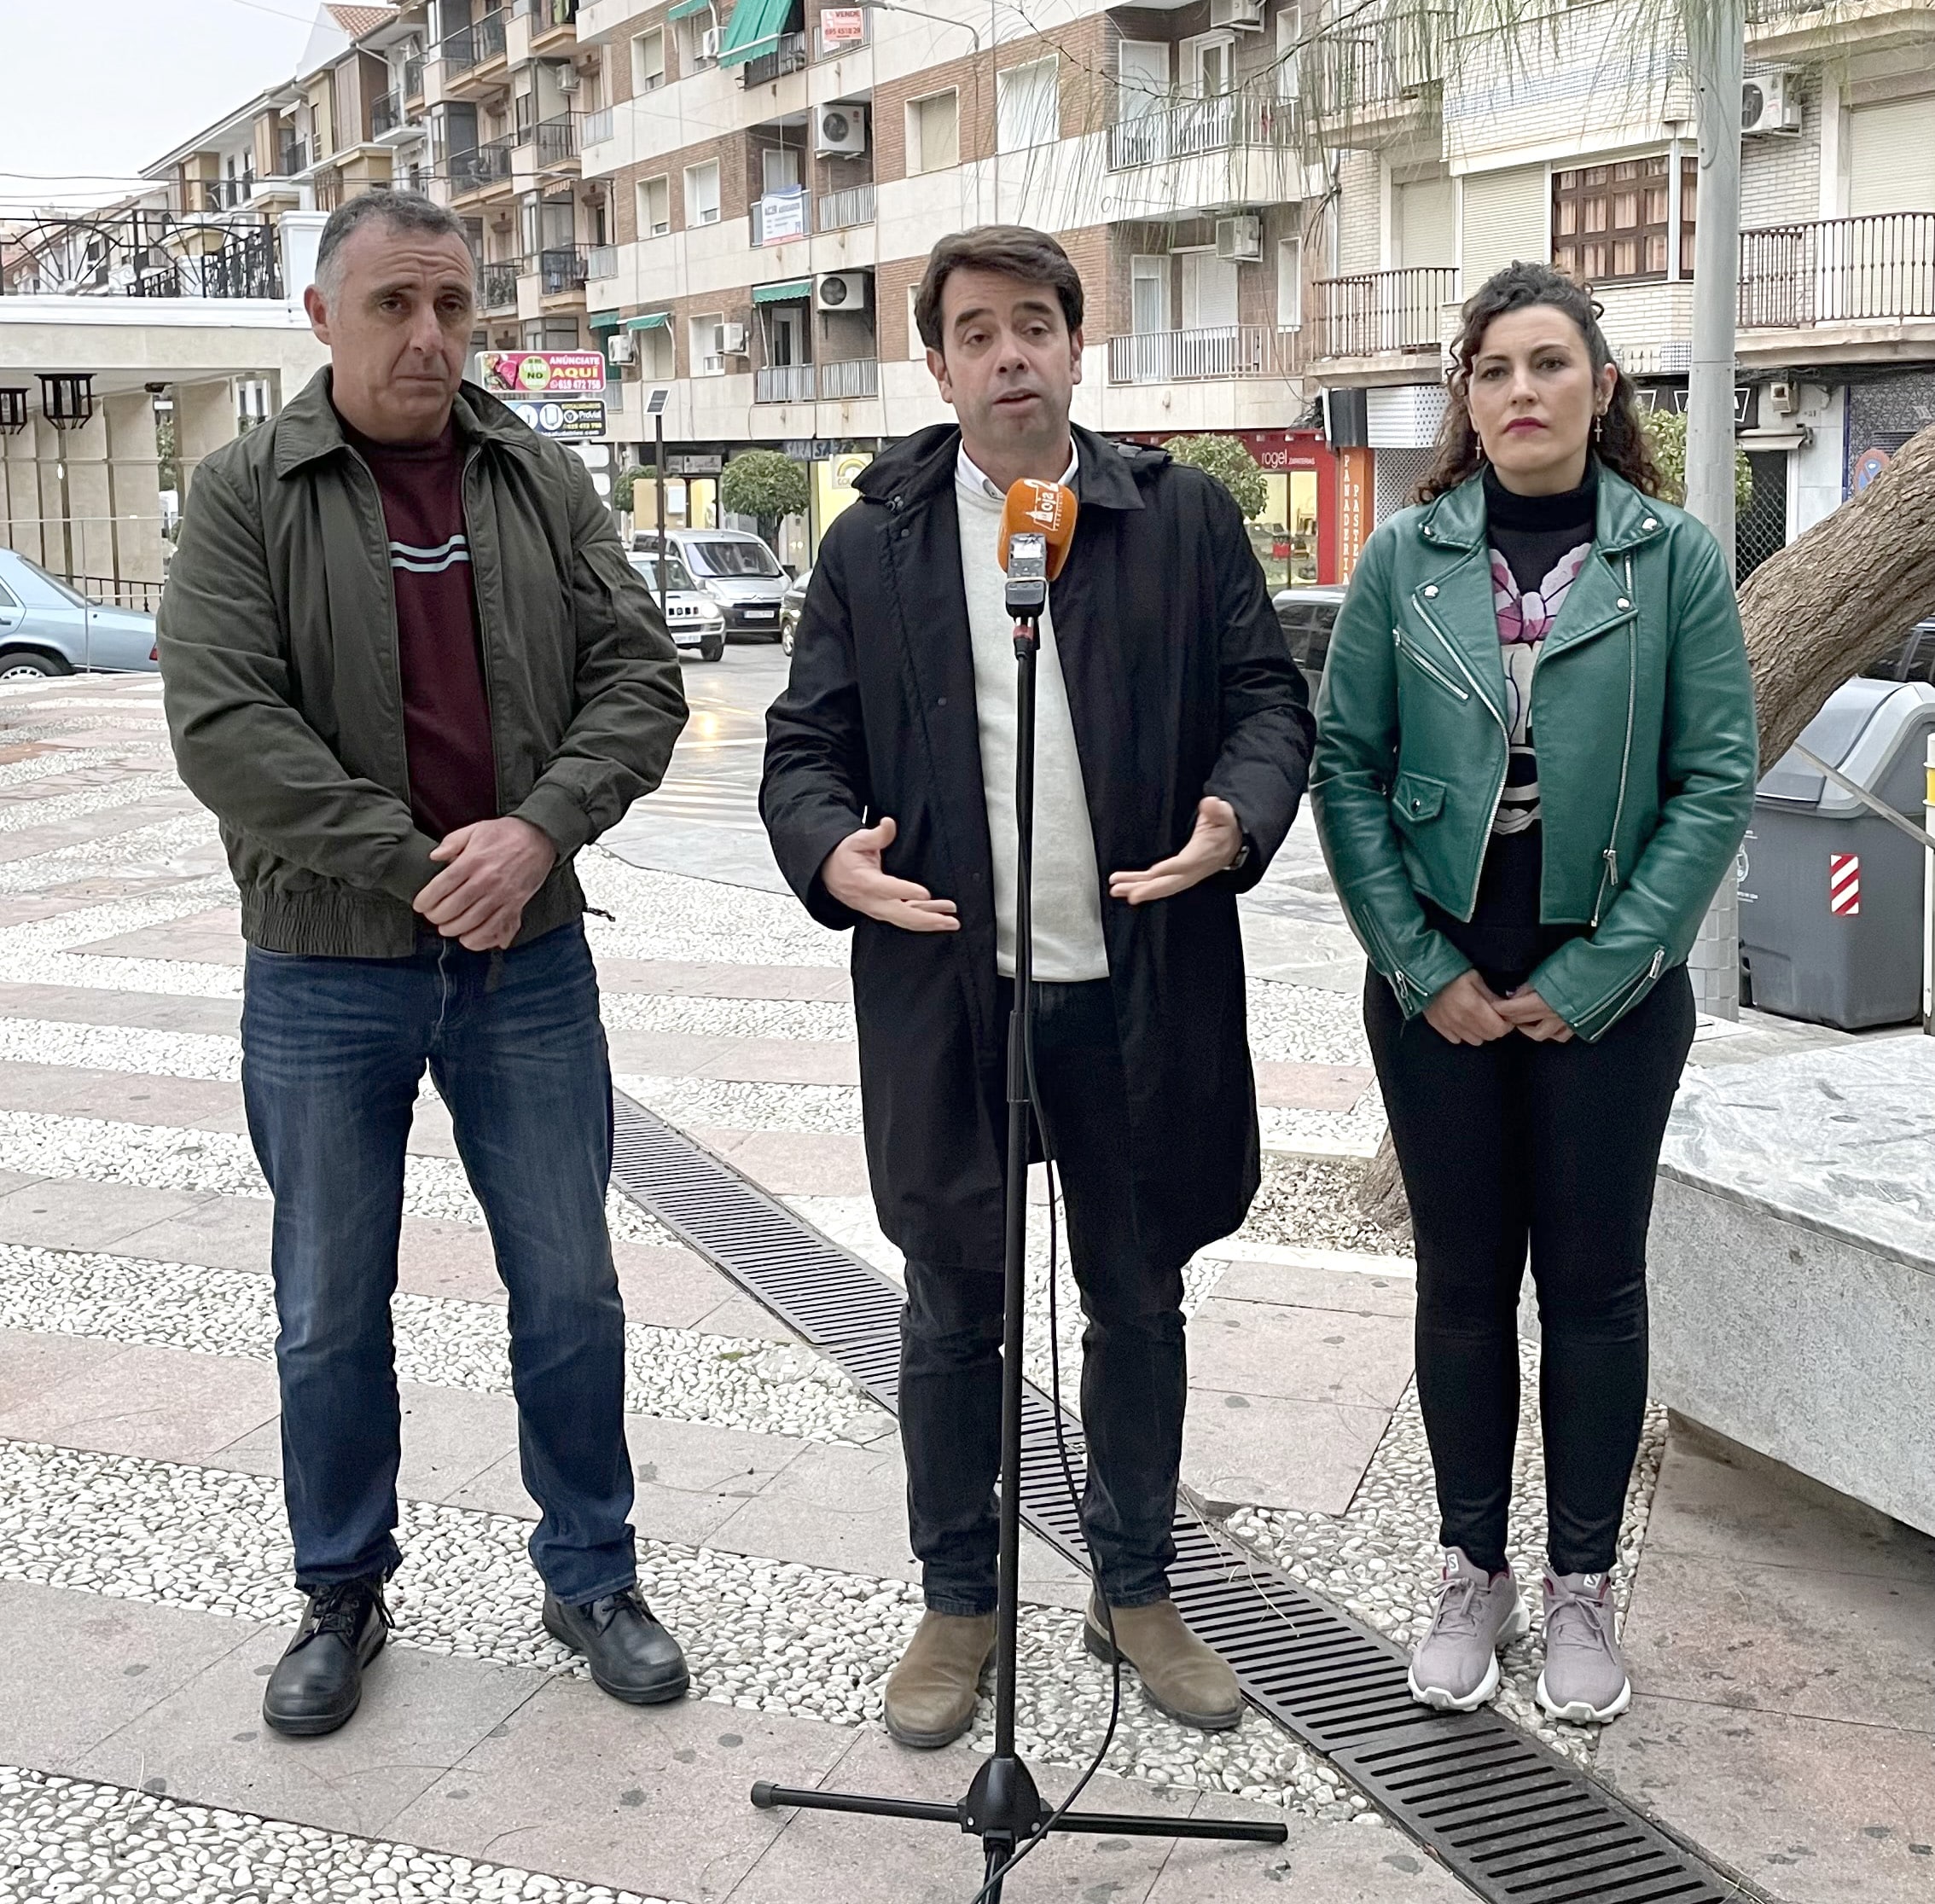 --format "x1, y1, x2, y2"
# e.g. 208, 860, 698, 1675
241, 922, 636, 1604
